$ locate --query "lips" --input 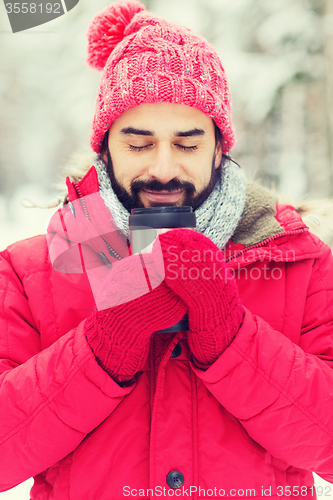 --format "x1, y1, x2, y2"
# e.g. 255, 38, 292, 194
141, 189, 184, 203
